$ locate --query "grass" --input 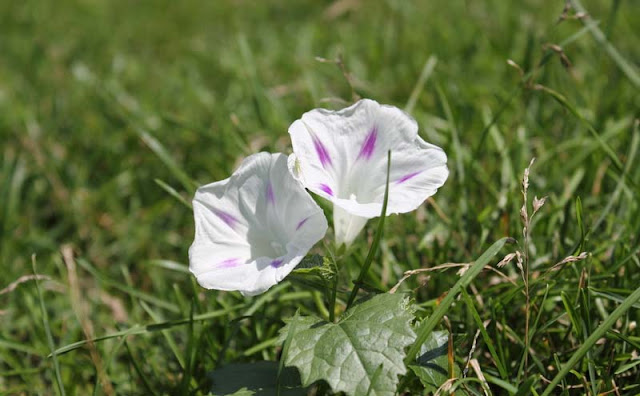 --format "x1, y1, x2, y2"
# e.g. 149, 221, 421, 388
1, 0, 639, 394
